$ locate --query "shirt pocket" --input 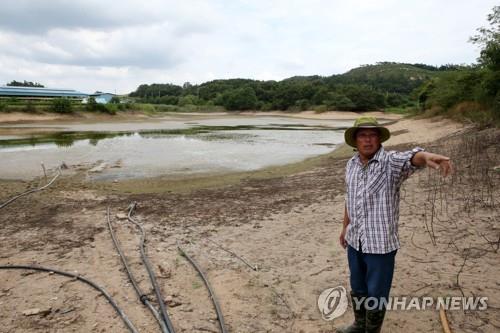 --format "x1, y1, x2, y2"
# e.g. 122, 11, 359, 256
367, 168, 387, 195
